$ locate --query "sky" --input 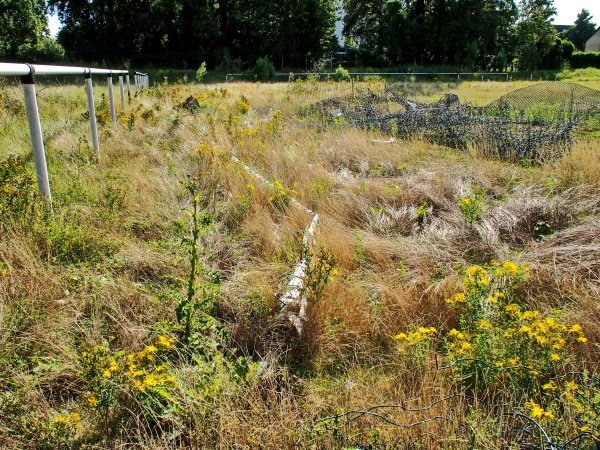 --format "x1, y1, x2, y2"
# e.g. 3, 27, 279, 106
48, 0, 600, 39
